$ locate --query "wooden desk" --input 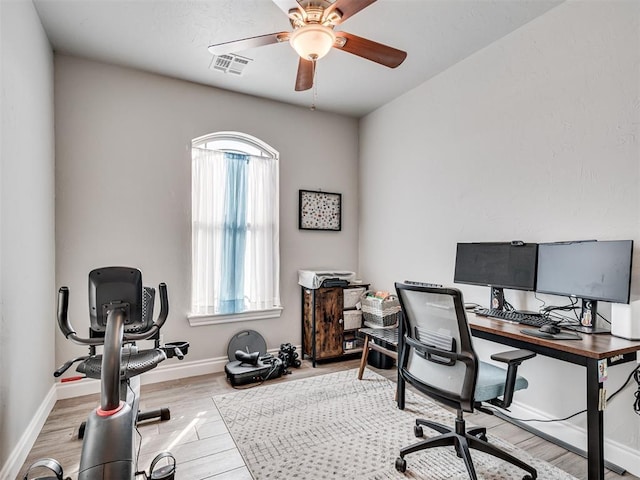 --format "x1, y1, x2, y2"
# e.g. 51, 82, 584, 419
468, 314, 640, 480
